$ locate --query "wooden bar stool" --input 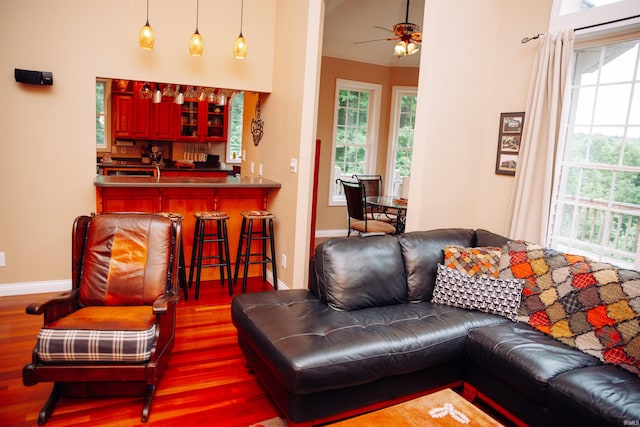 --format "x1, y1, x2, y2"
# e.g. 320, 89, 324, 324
189, 211, 233, 299
233, 210, 278, 293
